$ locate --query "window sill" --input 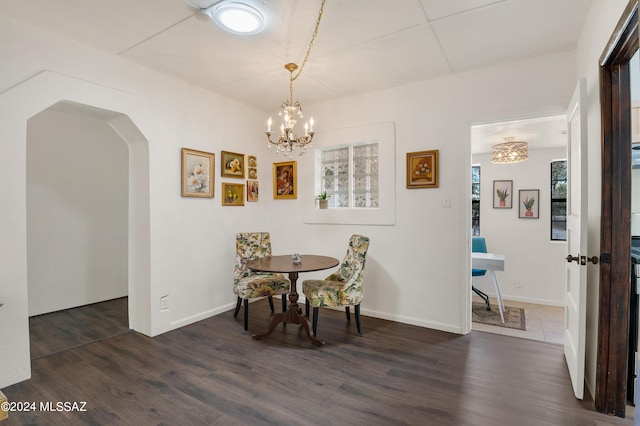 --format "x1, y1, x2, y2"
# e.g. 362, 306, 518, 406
304, 206, 394, 226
